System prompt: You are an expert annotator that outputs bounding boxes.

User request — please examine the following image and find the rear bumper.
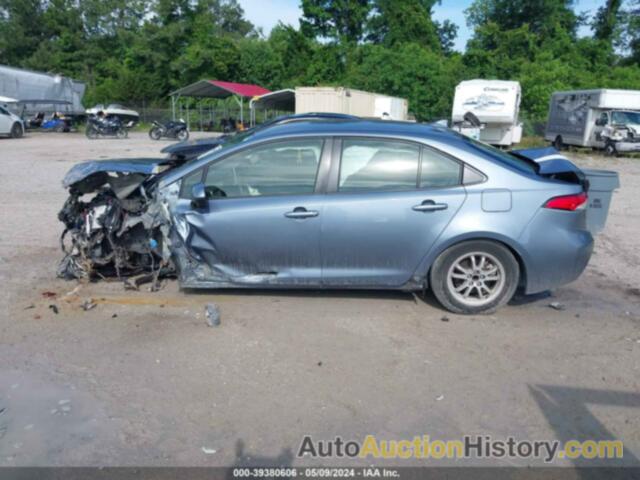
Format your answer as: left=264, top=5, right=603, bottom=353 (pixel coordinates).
left=519, top=209, right=594, bottom=294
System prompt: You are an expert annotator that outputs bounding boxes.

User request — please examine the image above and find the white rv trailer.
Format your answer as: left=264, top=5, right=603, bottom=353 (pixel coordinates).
left=451, top=79, right=523, bottom=146
left=545, top=89, right=640, bottom=155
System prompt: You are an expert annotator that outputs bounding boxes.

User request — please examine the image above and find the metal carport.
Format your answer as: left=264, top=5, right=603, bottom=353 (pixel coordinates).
left=169, top=80, right=271, bottom=126
left=249, top=89, right=295, bottom=126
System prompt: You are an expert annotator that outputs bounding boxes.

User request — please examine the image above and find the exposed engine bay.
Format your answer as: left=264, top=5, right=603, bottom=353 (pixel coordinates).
left=57, top=158, right=179, bottom=290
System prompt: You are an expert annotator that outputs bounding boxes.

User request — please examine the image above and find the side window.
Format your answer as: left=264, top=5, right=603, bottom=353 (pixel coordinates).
left=339, top=139, right=420, bottom=192
left=420, top=148, right=462, bottom=188
left=180, top=168, right=204, bottom=199
left=204, top=139, right=323, bottom=198
left=598, top=112, right=608, bottom=125
left=0, top=106, right=8, bottom=116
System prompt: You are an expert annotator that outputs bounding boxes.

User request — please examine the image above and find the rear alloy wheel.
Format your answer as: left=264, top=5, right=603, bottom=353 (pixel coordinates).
left=430, top=240, right=519, bottom=314
left=116, top=128, right=128, bottom=139
left=177, top=129, right=189, bottom=141
left=553, top=135, right=563, bottom=151
left=10, top=123, right=23, bottom=138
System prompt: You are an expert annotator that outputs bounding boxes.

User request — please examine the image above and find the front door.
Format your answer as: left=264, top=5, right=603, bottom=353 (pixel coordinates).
left=0, top=106, right=13, bottom=135
left=321, top=138, right=467, bottom=287
left=174, top=138, right=327, bottom=286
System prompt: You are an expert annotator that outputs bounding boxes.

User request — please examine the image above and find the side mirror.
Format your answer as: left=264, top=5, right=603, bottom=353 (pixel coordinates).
left=595, top=118, right=606, bottom=126
left=191, top=183, right=207, bottom=208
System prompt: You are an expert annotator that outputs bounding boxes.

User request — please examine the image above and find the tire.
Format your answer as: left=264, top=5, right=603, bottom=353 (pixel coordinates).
left=149, top=127, right=162, bottom=140
left=116, top=128, right=127, bottom=139
left=429, top=240, right=520, bottom=315
left=86, top=125, right=98, bottom=139
left=553, top=135, right=563, bottom=151
left=10, top=123, right=23, bottom=139
left=604, top=140, right=618, bottom=157
left=177, top=129, right=189, bottom=141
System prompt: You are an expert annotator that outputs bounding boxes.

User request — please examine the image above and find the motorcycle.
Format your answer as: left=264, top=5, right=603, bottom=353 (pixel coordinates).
left=86, top=115, right=128, bottom=139
left=149, top=119, right=189, bottom=141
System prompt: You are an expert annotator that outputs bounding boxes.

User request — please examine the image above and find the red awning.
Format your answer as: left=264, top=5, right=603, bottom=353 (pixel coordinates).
left=170, top=80, right=271, bottom=99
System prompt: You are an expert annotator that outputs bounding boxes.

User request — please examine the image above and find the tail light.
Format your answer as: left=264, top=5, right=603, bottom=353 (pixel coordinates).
left=544, top=192, right=588, bottom=211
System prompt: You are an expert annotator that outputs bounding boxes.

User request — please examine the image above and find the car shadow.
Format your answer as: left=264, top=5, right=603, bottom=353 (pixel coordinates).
left=529, top=384, right=640, bottom=472
left=183, top=287, right=420, bottom=303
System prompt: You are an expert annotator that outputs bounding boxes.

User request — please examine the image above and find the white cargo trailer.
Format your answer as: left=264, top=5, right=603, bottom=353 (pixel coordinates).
left=294, top=87, right=408, bottom=120
left=451, top=80, right=523, bottom=146
left=545, top=89, right=640, bottom=155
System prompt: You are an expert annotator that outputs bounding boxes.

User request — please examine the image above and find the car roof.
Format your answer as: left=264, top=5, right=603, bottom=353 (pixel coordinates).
left=247, top=119, right=458, bottom=144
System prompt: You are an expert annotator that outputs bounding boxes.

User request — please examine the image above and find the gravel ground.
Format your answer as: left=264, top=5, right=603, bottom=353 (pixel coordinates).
left=0, top=131, right=638, bottom=468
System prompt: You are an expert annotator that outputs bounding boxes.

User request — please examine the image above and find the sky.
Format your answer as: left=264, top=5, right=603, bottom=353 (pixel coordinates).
left=238, top=0, right=606, bottom=52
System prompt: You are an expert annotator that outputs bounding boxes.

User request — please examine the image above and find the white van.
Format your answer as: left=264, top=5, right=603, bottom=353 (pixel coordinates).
left=0, top=103, right=24, bottom=138
left=545, top=89, right=640, bottom=155
left=451, top=80, right=523, bottom=146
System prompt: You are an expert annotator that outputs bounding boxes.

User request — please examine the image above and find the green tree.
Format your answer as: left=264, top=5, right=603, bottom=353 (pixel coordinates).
left=300, top=0, right=372, bottom=43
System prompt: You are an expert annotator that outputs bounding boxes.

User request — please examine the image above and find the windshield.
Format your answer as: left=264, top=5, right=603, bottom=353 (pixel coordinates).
left=611, top=111, right=640, bottom=125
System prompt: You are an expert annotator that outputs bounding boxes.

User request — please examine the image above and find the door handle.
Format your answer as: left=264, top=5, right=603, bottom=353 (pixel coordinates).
left=284, top=207, right=319, bottom=219
left=412, top=200, right=448, bottom=212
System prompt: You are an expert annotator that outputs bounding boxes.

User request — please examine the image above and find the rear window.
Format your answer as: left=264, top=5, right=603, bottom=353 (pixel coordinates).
left=463, top=136, right=539, bottom=175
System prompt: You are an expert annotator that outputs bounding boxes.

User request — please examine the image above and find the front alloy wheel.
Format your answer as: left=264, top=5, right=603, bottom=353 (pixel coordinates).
left=430, top=240, right=519, bottom=314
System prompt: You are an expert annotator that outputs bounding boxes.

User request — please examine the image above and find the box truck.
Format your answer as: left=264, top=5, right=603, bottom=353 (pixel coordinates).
left=545, top=89, right=640, bottom=155
left=451, top=80, right=523, bottom=146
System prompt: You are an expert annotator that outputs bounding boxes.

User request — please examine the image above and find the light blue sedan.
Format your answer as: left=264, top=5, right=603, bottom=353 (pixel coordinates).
left=61, top=119, right=618, bottom=314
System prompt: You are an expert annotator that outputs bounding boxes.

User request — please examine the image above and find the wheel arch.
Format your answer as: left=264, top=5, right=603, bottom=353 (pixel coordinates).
left=417, top=232, right=529, bottom=291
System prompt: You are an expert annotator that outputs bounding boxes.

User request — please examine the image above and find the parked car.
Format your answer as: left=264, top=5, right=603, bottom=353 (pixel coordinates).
left=0, top=104, right=25, bottom=138
left=161, top=112, right=358, bottom=161
left=58, top=120, right=618, bottom=314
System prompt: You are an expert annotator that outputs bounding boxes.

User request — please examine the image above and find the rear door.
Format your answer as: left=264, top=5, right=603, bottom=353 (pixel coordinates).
left=172, top=137, right=329, bottom=286
left=321, top=137, right=467, bottom=287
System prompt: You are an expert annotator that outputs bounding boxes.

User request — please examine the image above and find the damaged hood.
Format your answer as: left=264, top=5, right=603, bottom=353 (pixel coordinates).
left=63, top=157, right=176, bottom=189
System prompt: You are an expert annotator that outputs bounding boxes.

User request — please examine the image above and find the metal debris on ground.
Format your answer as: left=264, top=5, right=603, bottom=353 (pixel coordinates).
left=436, top=395, right=445, bottom=401
left=441, top=316, right=450, bottom=322
left=205, top=303, right=221, bottom=327
left=42, top=291, right=57, bottom=298
left=49, top=304, right=59, bottom=314
left=201, top=447, right=217, bottom=455
left=81, top=298, right=97, bottom=311
left=548, top=302, right=566, bottom=311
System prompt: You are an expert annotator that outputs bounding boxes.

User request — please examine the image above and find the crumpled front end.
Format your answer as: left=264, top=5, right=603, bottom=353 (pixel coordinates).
left=57, top=159, right=178, bottom=289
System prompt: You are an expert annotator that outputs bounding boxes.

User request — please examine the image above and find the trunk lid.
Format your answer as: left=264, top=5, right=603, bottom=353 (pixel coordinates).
left=512, top=147, right=620, bottom=234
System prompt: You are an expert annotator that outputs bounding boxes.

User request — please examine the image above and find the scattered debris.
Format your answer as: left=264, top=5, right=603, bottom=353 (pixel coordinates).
left=34, top=315, right=41, bottom=320
left=548, top=302, right=565, bottom=311
left=201, top=447, right=217, bottom=455
left=49, top=304, right=59, bottom=314
left=441, top=316, right=450, bottom=322
left=111, top=313, right=118, bottom=318
left=64, top=285, right=82, bottom=297
left=436, top=395, right=445, bottom=401
left=58, top=399, right=70, bottom=406
left=81, top=298, right=97, bottom=311
left=42, top=291, right=57, bottom=298
left=0, top=407, right=6, bottom=416
left=23, top=424, right=34, bottom=431
left=317, top=361, right=323, bottom=367
left=205, top=303, right=221, bottom=327
left=24, top=304, right=35, bottom=310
